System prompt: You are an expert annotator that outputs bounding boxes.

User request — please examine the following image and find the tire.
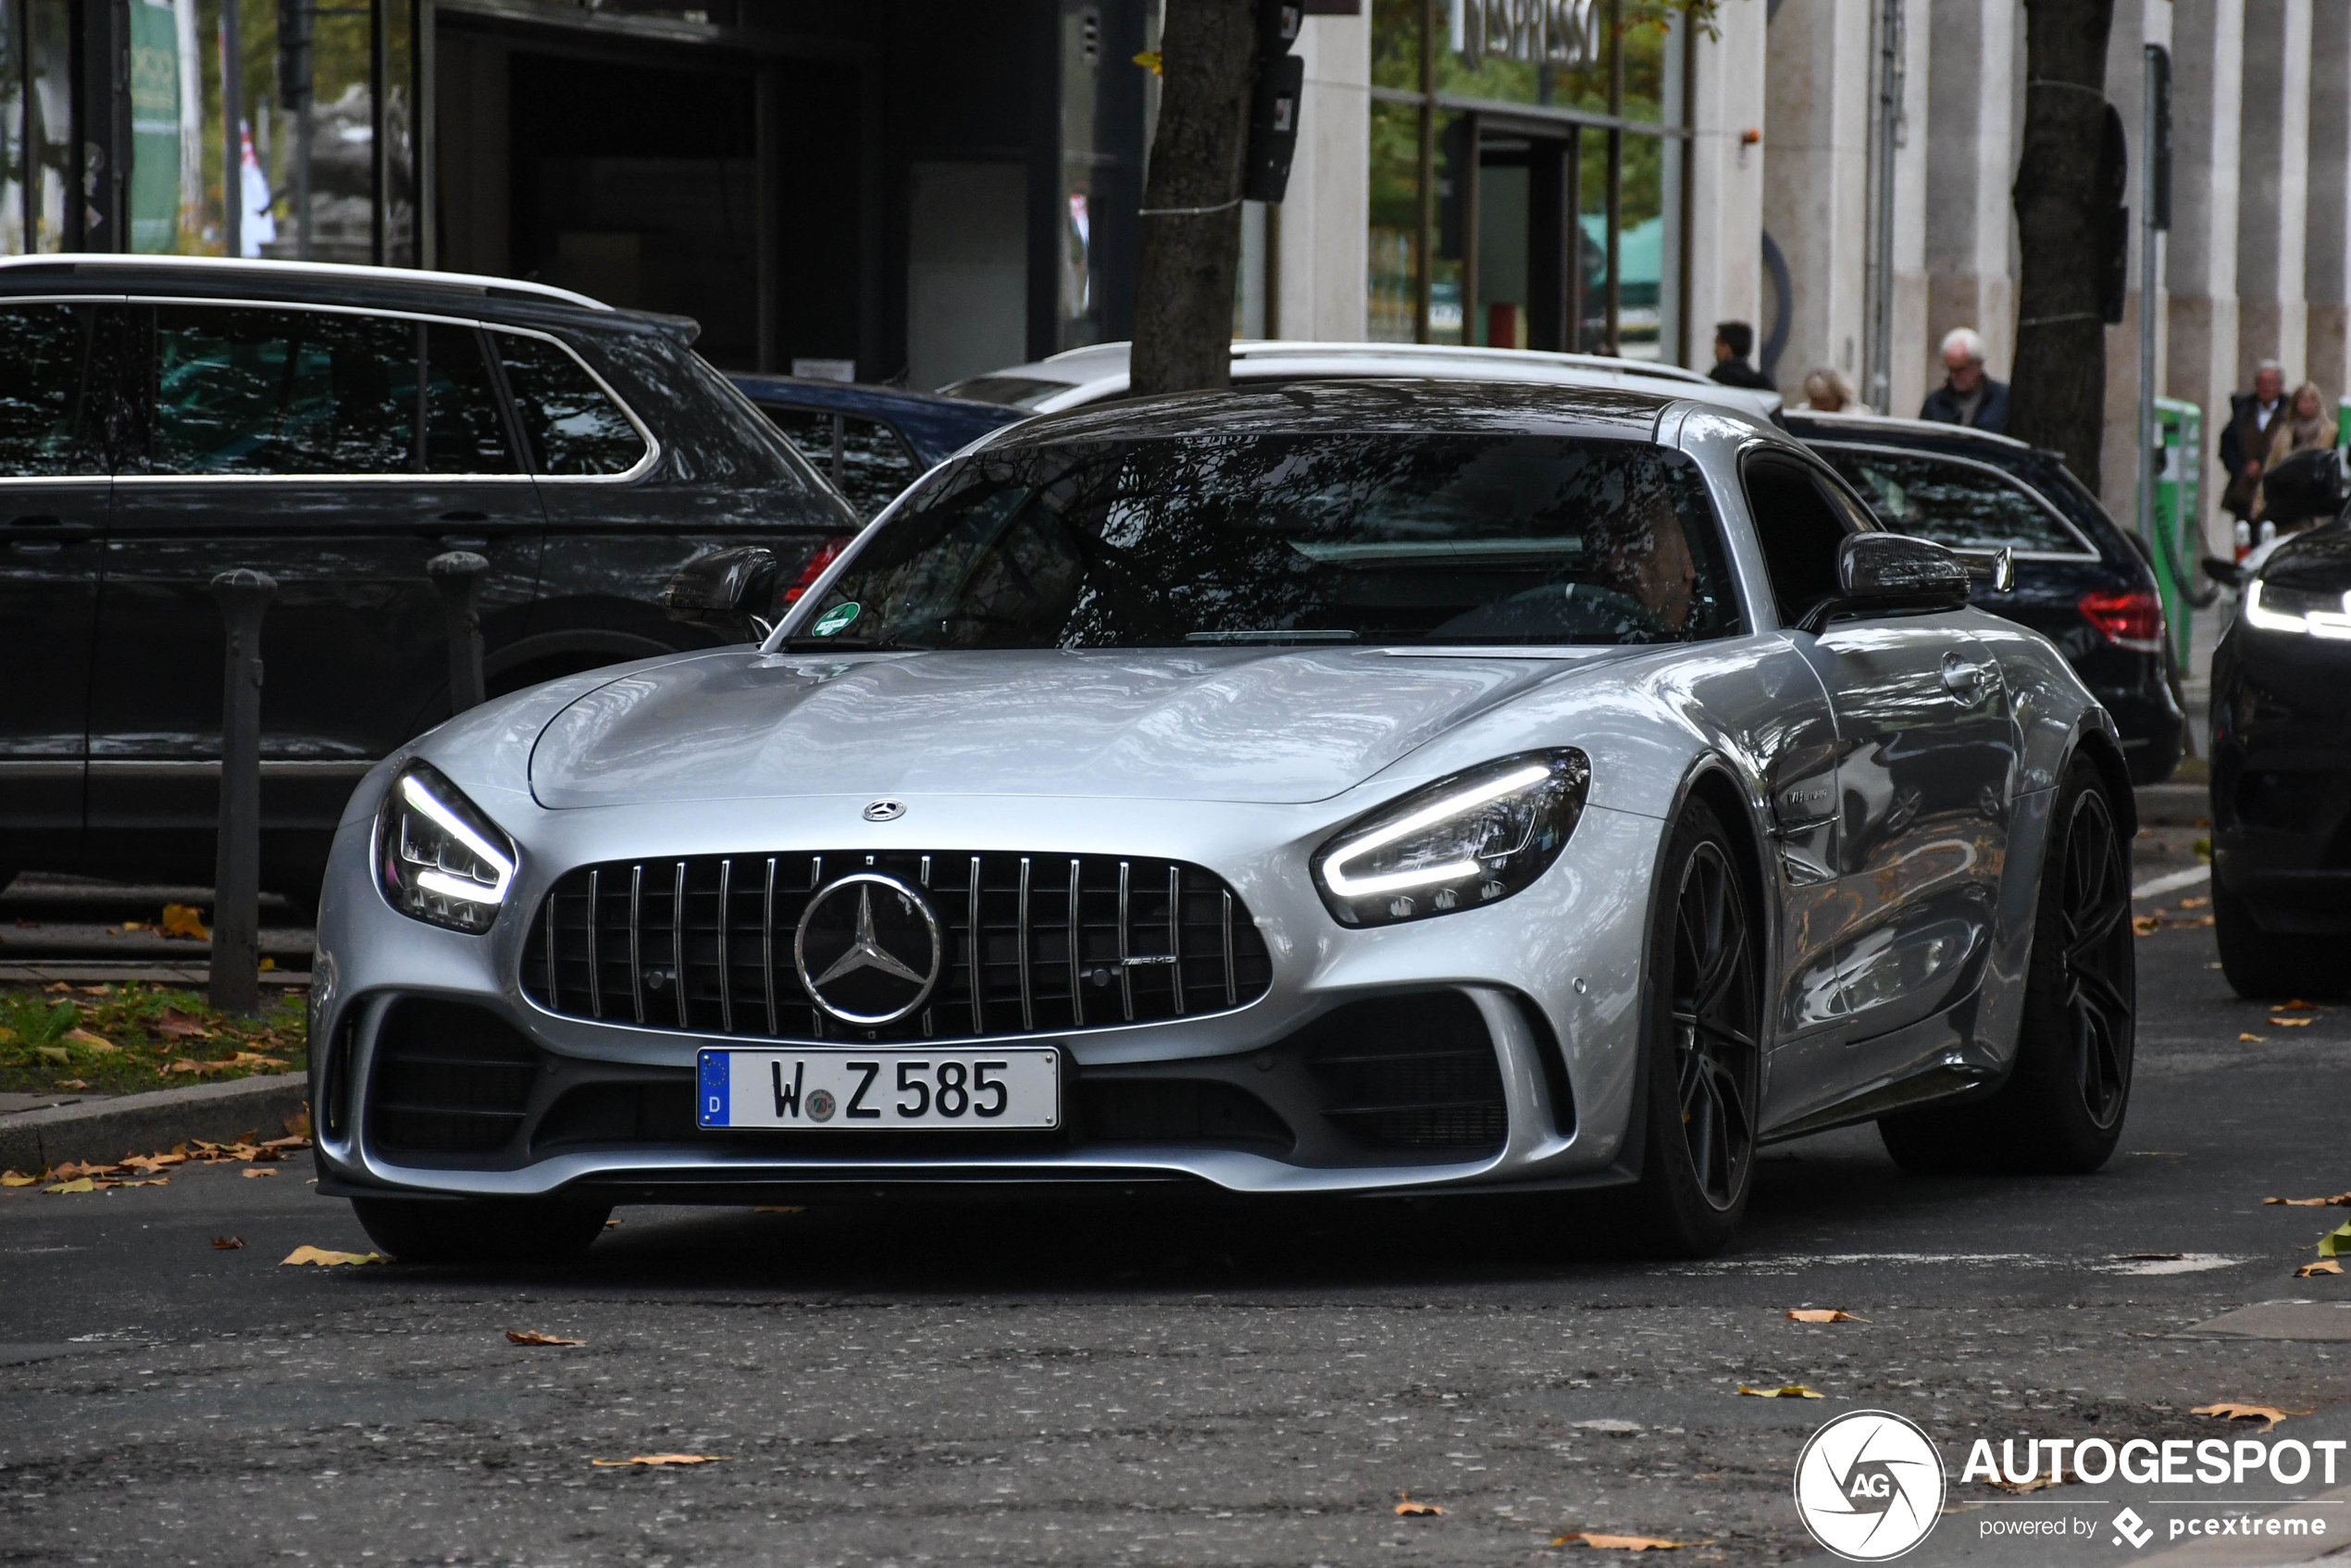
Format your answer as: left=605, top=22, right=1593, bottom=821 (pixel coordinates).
left=1623, top=800, right=1763, bottom=1257
left=350, top=1196, right=612, bottom=1265
left=1879, top=757, right=2134, bottom=1175
left=2214, top=876, right=2351, bottom=1002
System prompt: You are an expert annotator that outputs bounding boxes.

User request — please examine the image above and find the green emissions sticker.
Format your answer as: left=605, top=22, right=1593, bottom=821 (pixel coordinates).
left=811, top=602, right=861, bottom=637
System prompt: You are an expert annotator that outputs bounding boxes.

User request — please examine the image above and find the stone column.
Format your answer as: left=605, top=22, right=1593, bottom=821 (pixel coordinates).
left=1682, top=0, right=1769, bottom=372
left=1762, top=0, right=1873, bottom=401
left=1889, top=0, right=1934, bottom=415
left=2237, top=0, right=2312, bottom=389
left=2098, top=0, right=2174, bottom=522
left=1275, top=11, right=1370, bottom=342
left=2305, top=1, right=2351, bottom=402
left=2166, top=0, right=2245, bottom=554
left=1922, top=0, right=2021, bottom=394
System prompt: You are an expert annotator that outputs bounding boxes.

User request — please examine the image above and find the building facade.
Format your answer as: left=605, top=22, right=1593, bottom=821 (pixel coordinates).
left=6, top=0, right=2342, bottom=550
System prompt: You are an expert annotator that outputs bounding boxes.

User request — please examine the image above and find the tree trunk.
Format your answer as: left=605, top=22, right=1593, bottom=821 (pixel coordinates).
left=1130, top=0, right=1257, bottom=398
left=2009, top=0, right=2117, bottom=492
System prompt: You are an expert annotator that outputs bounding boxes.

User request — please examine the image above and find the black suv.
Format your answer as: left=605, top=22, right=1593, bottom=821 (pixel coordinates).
left=0, top=255, right=853, bottom=898
left=1786, top=413, right=2186, bottom=783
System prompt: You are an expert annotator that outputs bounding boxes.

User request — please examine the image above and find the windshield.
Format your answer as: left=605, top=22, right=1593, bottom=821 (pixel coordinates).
left=938, top=375, right=1076, bottom=409
left=784, top=431, right=1742, bottom=650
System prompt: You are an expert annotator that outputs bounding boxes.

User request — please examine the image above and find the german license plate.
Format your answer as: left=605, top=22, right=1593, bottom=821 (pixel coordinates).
left=696, top=1048, right=1061, bottom=1130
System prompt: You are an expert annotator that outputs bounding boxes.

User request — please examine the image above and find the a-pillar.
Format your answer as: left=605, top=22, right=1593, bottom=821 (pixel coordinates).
left=2099, top=0, right=2175, bottom=522
left=1922, top=0, right=2021, bottom=398
left=2237, top=0, right=2312, bottom=390
left=2166, top=0, right=2245, bottom=554
left=1761, top=0, right=1872, bottom=400
left=2304, top=1, right=2351, bottom=402
left=1275, top=10, right=1370, bottom=342
left=1682, top=0, right=1768, bottom=373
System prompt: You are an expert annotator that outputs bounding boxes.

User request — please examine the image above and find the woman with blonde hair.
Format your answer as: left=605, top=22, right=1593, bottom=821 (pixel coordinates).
left=2253, top=380, right=2339, bottom=529
left=1797, top=367, right=1860, bottom=414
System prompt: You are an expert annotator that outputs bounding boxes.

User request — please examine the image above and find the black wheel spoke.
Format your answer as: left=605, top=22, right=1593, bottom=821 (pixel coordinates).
left=2048, top=786, right=2134, bottom=1133
left=1664, top=840, right=1759, bottom=1214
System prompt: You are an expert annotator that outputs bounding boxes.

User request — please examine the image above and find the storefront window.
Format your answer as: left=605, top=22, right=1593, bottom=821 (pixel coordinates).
left=0, top=0, right=22, bottom=255
left=27, top=0, right=72, bottom=252
left=1366, top=0, right=1686, bottom=362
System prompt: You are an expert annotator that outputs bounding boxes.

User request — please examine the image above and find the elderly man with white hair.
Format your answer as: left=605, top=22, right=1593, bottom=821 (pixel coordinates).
left=1919, top=327, right=2010, bottom=432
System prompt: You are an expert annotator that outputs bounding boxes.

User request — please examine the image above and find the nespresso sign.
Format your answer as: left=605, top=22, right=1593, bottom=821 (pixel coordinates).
left=1452, top=0, right=1602, bottom=69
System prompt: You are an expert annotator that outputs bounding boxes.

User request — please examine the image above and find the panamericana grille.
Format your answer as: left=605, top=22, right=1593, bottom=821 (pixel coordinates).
left=519, top=851, right=1274, bottom=1042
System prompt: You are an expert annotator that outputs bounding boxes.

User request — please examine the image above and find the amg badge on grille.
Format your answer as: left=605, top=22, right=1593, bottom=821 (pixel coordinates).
left=792, top=873, right=944, bottom=1026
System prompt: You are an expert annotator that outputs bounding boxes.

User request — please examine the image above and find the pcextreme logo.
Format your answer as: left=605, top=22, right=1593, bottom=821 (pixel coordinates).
left=1795, top=1411, right=1948, bottom=1561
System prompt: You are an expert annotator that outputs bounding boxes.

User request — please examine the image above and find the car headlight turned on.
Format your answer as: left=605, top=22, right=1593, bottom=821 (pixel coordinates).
left=2245, top=579, right=2351, bottom=640
left=375, top=762, right=518, bottom=933
left=1313, top=750, right=1590, bottom=927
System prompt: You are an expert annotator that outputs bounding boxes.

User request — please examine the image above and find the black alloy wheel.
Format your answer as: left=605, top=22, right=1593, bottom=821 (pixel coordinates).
left=1627, top=802, right=1761, bottom=1255
left=1881, top=757, right=2134, bottom=1174
left=1673, top=840, right=1760, bottom=1212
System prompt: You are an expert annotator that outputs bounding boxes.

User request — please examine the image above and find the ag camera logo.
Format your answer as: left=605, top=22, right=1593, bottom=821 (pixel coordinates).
left=1795, top=1411, right=1947, bottom=1561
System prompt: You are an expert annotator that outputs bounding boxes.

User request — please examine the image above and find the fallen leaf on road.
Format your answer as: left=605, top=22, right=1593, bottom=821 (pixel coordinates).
left=280, top=1246, right=388, bottom=1266
left=2179, top=896, right=2208, bottom=909
left=1553, top=1533, right=1685, bottom=1550
left=1785, top=1310, right=1867, bottom=1324
left=2267, top=1194, right=2351, bottom=1206
left=2318, top=1221, right=2351, bottom=1259
left=61, top=1027, right=118, bottom=1052
left=150, top=1007, right=210, bottom=1039
left=56, top=1077, right=89, bottom=1089
left=159, top=903, right=210, bottom=940
left=211, top=1236, right=244, bottom=1250
left=49, top=1161, right=120, bottom=1179
left=2298, top=1260, right=2343, bottom=1276
left=282, top=1109, right=312, bottom=1139
left=2132, top=915, right=2158, bottom=936
left=2270, top=1017, right=2315, bottom=1028
left=243, top=1166, right=277, bottom=1178
left=0, top=1171, right=37, bottom=1187
left=2242, top=1033, right=2269, bottom=1042
left=1392, top=1493, right=1442, bottom=1516
left=2194, top=1403, right=2309, bottom=1428
left=121, top=1153, right=185, bottom=1173
left=2276, top=1000, right=2320, bottom=1012
left=590, top=1454, right=724, bottom=1468
left=44, top=1177, right=95, bottom=1194
left=1737, top=1384, right=1824, bottom=1399
left=507, top=1330, right=584, bottom=1346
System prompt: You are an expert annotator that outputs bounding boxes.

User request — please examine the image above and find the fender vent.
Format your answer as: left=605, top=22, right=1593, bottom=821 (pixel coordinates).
left=368, top=1000, right=540, bottom=1155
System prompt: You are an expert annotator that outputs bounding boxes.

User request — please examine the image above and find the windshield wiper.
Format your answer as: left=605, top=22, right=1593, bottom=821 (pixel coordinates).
left=771, top=635, right=931, bottom=653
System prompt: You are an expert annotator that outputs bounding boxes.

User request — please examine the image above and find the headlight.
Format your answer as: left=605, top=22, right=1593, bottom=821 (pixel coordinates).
left=375, top=763, right=518, bottom=933
left=2245, top=579, right=2351, bottom=639
left=1312, top=750, right=1590, bottom=927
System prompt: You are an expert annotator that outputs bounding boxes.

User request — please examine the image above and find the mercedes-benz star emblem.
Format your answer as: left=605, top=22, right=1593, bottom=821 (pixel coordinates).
left=792, top=872, right=943, bottom=1026
left=863, top=799, right=905, bottom=822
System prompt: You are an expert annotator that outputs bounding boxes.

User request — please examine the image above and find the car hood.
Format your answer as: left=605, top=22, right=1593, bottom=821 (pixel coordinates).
left=529, top=646, right=1611, bottom=808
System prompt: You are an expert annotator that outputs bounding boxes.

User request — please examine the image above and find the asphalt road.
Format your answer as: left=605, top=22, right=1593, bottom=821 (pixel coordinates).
left=6, top=825, right=2348, bottom=1568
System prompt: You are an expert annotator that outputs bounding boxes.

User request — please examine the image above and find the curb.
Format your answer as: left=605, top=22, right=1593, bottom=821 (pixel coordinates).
left=2134, top=781, right=2208, bottom=828
left=0, top=1072, right=309, bottom=1175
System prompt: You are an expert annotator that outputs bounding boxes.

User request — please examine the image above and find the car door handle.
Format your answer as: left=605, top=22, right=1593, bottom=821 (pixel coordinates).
left=1940, top=653, right=1996, bottom=703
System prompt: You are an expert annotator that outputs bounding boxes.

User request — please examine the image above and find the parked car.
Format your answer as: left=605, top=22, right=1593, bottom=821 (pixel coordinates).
left=1785, top=413, right=2186, bottom=784
left=312, top=380, right=2135, bottom=1264
left=0, top=254, right=855, bottom=901
left=2204, top=523, right=2351, bottom=999
left=728, top=373, right=1028, bottom=519
left=940, top=339, right=1786, bottom=422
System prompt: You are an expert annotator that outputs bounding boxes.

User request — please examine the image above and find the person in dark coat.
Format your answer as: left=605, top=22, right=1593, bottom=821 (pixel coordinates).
left=2219, top=361, right=2288, bottom=523
left=1709, top=322, right=1774, bottom=390
left=1919, top=327, right=2010, bottom=432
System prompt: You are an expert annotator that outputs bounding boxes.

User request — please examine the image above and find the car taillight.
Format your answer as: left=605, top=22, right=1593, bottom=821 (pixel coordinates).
left=782, top=535, right=854, bottom=603
left=2078, top=589, right=2163, bottom=651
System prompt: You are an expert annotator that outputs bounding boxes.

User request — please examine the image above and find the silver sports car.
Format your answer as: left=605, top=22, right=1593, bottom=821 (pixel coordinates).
left=309, top=382, right=2136, bottom=1261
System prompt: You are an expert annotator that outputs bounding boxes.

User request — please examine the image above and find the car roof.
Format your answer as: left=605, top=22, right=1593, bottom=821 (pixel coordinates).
left=983, top=378, right=1692, bottom=448
left=1781, top=410, right=2037, bottom=454
left=954, top=339, right=1783, bottom=421
left=0, top=253, right=642, bottom=328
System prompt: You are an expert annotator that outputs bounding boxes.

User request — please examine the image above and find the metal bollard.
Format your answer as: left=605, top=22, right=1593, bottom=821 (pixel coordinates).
left=427, top=551, right=490, bottom=715
left=209, top=569, right=277, bottom=1017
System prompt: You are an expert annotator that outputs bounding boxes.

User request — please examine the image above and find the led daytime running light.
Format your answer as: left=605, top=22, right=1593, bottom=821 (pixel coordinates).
left=1320, top=763, right=1553, bottom=898
left=2246, top=579, right=2351, bottom=640
left=399, top=774, right=515, bottom=904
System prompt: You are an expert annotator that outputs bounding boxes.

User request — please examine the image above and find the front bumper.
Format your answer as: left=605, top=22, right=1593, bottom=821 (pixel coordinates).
left=310, top=793, right=1666, bottom=1201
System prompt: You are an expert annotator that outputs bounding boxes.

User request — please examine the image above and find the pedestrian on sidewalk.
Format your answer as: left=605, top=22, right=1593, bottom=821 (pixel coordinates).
left=2253, top=380, right=2343, bottom=531
left=2219, top=360, right=2288, bottom=527
left=1797, top=367, right=1862, bottom=413
left=1709, top=322, right=1773, bottom=390
left=1919, top=328, right=2009, bottom=432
